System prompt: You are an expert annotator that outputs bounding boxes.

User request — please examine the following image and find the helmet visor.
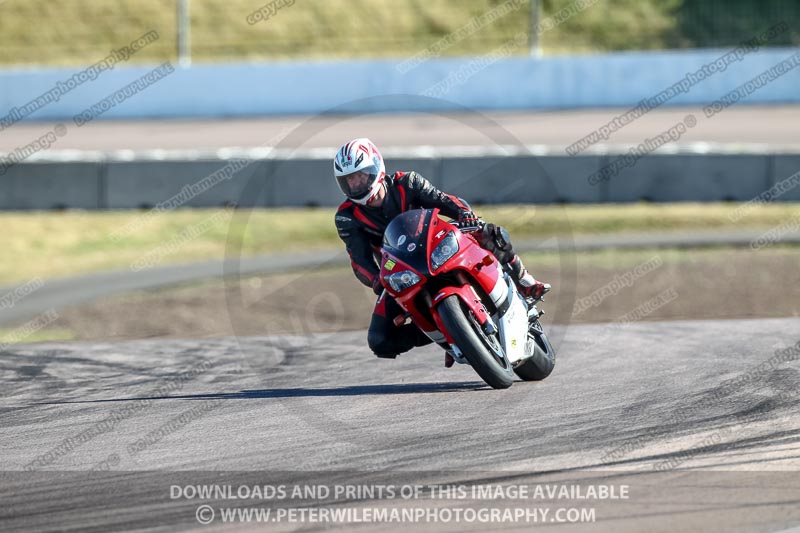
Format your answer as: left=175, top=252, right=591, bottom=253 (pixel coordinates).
left=336, top=164, right=380, bottom=200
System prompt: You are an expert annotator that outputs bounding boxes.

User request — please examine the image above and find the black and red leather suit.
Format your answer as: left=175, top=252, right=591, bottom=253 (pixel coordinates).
left=335, top=171, right=518, bottom=358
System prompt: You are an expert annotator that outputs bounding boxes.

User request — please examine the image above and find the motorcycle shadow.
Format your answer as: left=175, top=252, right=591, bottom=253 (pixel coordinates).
left=39, top=382, right=488, bottom=405
left=223, top=381, right=487, bottom=399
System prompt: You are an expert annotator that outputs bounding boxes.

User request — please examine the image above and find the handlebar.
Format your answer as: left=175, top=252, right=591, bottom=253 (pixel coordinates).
left=455, top=219, right=485, bottom=233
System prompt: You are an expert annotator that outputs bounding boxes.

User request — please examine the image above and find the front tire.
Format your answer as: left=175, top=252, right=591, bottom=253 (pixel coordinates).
left=513, top=319, right=556, bottom=381
left=437, top=295, right=514, bottom=389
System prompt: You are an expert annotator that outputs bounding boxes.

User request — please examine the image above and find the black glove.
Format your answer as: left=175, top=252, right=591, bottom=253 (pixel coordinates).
left=457, top=210, right=479, bottom=227
left=372, top=277, right=384, bottom=295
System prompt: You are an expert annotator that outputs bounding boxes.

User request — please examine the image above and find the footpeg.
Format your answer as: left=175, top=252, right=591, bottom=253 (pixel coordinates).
left=393, top=313, right=411, bottom=326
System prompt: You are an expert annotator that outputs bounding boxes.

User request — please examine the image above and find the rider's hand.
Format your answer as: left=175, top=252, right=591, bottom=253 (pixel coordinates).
left=457, top=210, right=480, bottom=227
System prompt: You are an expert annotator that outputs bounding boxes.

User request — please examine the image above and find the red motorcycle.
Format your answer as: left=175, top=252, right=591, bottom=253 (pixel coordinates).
left=379, top=208, right=555, bottom=389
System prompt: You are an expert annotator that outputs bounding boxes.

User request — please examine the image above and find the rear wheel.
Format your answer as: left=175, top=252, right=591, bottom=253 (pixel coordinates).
left=513, top=319, right=556, bottom=381
left=437, top=295, right=514, bottom=389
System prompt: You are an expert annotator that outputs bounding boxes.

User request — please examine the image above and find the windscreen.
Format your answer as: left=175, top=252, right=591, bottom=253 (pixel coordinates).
left=382, top=209, right=433, bottom=274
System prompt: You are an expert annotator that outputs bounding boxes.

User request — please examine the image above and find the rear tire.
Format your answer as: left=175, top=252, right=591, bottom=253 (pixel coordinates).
left=437, top=295, right=514, bottom=389
left=513, top=319, right=556, bottom=381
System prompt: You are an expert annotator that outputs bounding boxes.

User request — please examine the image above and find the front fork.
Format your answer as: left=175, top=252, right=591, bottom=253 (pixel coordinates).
left=430, top=274, right=497, bottom=345
left=526, top=295, right=549, bottom=347
left=528, top=302, right=543, bottom=323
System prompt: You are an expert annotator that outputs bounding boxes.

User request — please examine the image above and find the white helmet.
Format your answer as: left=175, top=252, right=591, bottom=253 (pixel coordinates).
left=333, top=138, right=386, bottom=205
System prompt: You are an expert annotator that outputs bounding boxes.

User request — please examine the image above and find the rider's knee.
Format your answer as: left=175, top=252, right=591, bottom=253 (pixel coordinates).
left=368, top=330, right=398, bottom=359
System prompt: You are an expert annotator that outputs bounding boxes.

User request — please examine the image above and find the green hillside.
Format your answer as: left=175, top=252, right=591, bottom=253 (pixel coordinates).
left=0, top=0, right=796, bottom=66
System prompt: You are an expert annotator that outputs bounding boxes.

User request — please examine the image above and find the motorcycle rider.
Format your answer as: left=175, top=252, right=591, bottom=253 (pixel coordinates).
left=333, top=138, right=550, bottom=366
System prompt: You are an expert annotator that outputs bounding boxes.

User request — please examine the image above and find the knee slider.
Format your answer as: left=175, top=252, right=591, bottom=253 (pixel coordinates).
left=368, top=330, right=398, bottom=359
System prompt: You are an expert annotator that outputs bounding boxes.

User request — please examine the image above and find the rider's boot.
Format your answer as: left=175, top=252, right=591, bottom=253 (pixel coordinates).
left=506, top=254, right=551, bottom=301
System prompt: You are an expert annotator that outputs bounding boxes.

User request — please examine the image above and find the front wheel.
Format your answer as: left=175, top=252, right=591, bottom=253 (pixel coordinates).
left=513, top=319, right=556, bottom=381
left=437, top=295, right=514, bottom=389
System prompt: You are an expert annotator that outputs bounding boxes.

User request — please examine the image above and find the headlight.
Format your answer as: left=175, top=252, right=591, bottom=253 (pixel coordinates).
left=385, top=270, right=421, bottom=292
left=431, top=231, right=459, bottom=270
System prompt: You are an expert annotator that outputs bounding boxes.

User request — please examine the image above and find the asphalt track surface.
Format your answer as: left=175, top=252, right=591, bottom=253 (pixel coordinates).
left=2, top=316, right=800, bottom=531
left=2, top=105, right=800, bottom=530
left=3, top=106, right=800, bottom=153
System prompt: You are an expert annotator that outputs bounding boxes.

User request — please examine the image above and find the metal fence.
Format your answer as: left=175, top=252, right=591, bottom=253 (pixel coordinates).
left=0, top=0, right=797, bottom=66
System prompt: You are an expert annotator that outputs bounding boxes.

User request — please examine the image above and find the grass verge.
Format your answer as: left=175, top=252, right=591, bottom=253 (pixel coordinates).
left=0, top=328, right=75, bottom=344
left=0, top=202, right=797, bottom=286
left=32, top=245, right=800, bottom=342
left=0, top=0, right=659, bottom=65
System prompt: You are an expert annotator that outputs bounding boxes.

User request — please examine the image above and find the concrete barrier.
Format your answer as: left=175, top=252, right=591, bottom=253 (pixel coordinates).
left=442, top=156, right=542, bottom=204
left=262, top=156, right=444, bottom=207
left=1, top=48, right=799, bottom=121
left=770, top=155, right=800, bottom=201
left=605, top=155, right=771, bottom=202
left=265, top=158, right=340, bottom=207
left=438, top=155, right=606, bottom=204
left=2, top=151, right=798, bottom=210
left=105, top=160, right=267, bottom=209
left=0, top=163, right=102, bottom=209
left=386, top=158, right=441, bottom=187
